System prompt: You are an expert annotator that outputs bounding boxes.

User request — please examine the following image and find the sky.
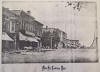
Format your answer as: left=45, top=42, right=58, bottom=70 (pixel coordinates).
left=3, top=1, right=97, bottom=46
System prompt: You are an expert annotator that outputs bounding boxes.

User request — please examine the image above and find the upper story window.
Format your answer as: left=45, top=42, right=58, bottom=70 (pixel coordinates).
left=10, top=21, right=15, bottom=33
left=2, top=20, right=6, bottom=32
left=2, top=17, right=10, bottom=32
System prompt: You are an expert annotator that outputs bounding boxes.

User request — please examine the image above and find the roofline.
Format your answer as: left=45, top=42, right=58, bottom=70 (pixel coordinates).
left=34, top=20, right=44, bottom=26
left=42, top=28, right=65, bottom=32
left=2, top=7, right=20, bottom=17
left=69, top=40, right=79, bottom=41
left=9, top=9, right=35, bottom=20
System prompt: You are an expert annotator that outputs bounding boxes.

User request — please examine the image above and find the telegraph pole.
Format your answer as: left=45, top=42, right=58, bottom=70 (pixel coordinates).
left=95, top=3, right=98, bottom=62
left=50, top=30, right=53, bottom=49
left=51, top=36, right=52, bottom=49
left=14, top=34, right=17, bottom=50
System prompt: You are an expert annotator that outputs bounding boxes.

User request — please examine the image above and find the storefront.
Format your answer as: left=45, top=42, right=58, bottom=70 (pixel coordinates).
left=19, top=32, right=38, bottom=50
left=2, top=32, right=14, bottom=52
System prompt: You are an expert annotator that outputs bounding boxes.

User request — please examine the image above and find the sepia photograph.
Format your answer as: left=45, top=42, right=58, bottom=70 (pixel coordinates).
left=1, top=1, right=98, bottom=63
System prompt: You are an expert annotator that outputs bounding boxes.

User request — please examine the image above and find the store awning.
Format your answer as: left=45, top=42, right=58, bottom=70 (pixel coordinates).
left=19, top=32, right=38, bottom=42
left=35, top=37, right=41, bottom=40
left=28, top=37, right=38, bottom=42
left=2, top=32, right=14, bottom=41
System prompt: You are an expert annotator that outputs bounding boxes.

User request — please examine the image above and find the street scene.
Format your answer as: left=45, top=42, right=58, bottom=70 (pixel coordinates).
left=2, top=1, right=98, bottom=63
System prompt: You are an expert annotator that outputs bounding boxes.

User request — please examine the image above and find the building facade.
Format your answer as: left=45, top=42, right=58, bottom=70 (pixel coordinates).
left=2, top=7, right=21, bottom=51
left=2, top=7, right=43, bottom=51
left=42, top=27, right=67, bottom=49
left=11, top=10, right=43, bottom=50
left=66, top=39, right=81, bottom=48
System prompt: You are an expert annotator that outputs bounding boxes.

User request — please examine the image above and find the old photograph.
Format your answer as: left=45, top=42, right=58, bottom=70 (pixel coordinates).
left=1, top=1, right=98, bottom=63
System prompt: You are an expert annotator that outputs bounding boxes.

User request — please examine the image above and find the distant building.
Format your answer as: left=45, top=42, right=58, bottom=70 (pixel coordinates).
left=66, top=39, right=80, bottom=48
left=42, top=28, right=67, bottom=41
left=42, top=28, right=67, bottom=48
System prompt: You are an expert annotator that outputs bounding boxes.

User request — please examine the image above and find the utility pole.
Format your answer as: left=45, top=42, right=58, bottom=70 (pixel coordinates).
left=14, top=34, right=17, bottom=50
left=95, top=3, right=98, bottom=62
left=51, top=36, right=52, bottom=49
left=50, top=30, right=53, bottom=49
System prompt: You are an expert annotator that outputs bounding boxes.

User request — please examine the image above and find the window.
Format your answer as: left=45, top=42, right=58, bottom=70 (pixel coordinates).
left=12, top=22, right=15, bottom=31
left=22, top=21, right=24, bottom=30
left=29, top=23, right=30, bottom=32
left=30, top=24, right=32, bottom=32
left=2, top=20, right=6, bottom=32
left=10, top=21, right=15, bottom=33
left=24, top=23, right=26, bottom=30
left=16, top=22, right=19, bottom=32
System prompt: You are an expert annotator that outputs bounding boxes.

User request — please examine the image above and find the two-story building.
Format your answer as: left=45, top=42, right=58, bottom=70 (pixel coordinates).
left=2, top=7, right=43, bottom=51
left=11, top=10, right=43, bottom=49
left=2, top=7, right=21, bottom=51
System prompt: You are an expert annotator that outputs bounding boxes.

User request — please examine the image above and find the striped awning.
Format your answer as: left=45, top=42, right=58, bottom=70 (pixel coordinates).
left=19, top=32, right=38, bottom=42
left=2, top=32, right=14, bottom=41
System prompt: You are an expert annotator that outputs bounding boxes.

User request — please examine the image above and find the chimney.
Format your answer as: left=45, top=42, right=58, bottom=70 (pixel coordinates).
left=27, top=11, right=31, bottom=15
